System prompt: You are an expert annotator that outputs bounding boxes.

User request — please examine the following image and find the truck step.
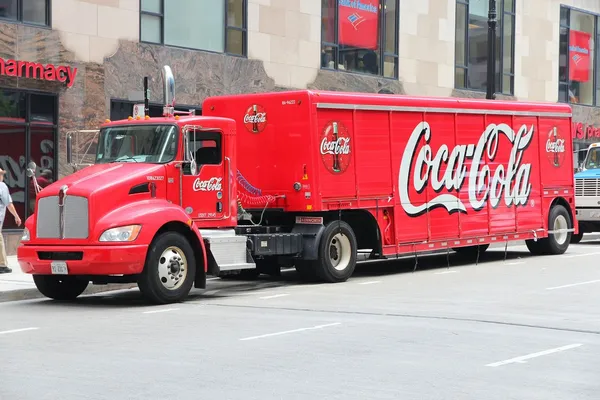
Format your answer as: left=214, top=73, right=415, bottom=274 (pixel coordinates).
left=200, top=229, right=255, bottom=272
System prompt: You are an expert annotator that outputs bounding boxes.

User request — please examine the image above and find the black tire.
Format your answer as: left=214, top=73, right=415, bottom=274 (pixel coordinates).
left=32, top=275, right=89, bottom=301
left=313, top=220, right=358, bottom=283
left=527, top=204, right=572, bottom=256
left=452, top=244, right=490, bottom=257
left=570, top=232, right=584, bottom=244
left=138, top=231, right=197, bottom=305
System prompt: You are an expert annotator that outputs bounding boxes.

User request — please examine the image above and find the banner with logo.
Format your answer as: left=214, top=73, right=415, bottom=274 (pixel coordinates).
left=338, top=0, right=380, bottom=50
left=569, top=29, right=591, bottom=82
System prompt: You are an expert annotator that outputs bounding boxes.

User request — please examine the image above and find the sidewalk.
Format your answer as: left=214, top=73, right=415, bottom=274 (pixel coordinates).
left=0, top=256, right=138, bottom=303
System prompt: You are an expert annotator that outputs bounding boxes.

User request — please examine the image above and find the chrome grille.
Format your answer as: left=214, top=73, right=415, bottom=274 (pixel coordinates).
left=575, top=178, right=600, bottom=197
left=36, top=195, right=89, bottom=239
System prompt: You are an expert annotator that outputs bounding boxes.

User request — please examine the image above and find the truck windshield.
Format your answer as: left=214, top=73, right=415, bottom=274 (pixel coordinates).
left=95, top=124, right=178, bottom=164
left=584, top=147, right=600, bottom=170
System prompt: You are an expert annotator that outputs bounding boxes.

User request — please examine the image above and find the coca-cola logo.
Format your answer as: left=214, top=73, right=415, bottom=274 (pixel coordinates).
left=193, top=177, right=222, bottom=192
left=244, top=104, right=267, bottom=133
left=399, top=122, right=533, bottom=217
left=320, top=121, right=352, bottom=174
left=546, top=127, right=566, bottom=168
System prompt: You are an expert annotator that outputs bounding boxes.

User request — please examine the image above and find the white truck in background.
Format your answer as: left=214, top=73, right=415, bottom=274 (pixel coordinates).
left=573, top=142, right=600, bottom=243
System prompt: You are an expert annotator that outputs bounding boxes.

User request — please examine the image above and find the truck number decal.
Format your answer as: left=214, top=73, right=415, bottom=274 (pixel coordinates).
left=399, top=121, right=533, bottom=217
left=193, top=177, right=223, bottom=192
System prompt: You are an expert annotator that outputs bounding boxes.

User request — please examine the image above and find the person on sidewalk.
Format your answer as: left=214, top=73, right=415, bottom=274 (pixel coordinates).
left=0, top=168, right=22, bottom=274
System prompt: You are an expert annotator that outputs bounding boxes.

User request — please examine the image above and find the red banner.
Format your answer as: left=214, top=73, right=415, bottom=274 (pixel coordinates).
left=569, top=30, right=591, bottom=82
left=338, top=0, right=380, bottom=50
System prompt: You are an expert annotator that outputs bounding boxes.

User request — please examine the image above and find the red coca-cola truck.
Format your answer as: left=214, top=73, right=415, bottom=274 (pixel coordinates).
left=17, top=66, right=576, bottom=304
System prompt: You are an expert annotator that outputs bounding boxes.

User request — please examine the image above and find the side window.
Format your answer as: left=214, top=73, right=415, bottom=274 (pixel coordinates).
left=185, top=130, right=223, bottom=173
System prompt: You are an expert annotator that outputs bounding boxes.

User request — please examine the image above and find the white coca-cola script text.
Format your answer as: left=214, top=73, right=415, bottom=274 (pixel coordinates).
left=193, top=177, right=223, bottom=192
left=399, top=122, right=533, bottom=216
left=546, top=138, right=565, bottom=153
left=320, top=137, right=351, bottom=156
left=244, top=112, right=267, bottom=124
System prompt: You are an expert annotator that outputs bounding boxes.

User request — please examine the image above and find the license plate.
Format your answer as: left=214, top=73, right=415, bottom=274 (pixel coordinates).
left=51, top=261, right=68, bottom=275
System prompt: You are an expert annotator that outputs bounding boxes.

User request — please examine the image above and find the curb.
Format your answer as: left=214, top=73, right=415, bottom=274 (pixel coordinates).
left=0, top=283, right=138, bottom=303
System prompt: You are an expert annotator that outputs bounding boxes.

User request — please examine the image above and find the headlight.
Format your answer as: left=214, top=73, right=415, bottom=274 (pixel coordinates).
left=21, top=228, right=30, bottom=241
left=99, top=225, right=142, bottom=242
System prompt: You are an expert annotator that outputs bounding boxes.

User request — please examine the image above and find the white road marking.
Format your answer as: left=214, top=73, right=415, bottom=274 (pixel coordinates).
left=240, top=322, right=341, bottom=341
left=0, top=327, right=39, bottom=336
left=358, top=280, right=381, bottom=285
left=142, top=308, right=180, bottom=314
left=434, top=270, right=458, bottom=275
left=546, top=280, right=600, bottom=290
left=561, top=251, right=600, bottom=259
left=207, top=277, right=220, bottom=281
left=259, top=294, right=289, bottom=300
left=506, top=261, right=525, bottom=265
left=486, top=344, right=583, bottom=367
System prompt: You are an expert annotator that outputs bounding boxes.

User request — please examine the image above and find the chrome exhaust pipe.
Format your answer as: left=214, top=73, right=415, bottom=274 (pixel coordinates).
left=161, top=65, right=175, bottom=117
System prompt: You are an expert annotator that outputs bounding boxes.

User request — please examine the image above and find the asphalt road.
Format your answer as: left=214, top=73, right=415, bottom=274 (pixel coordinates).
left=1, top=240, right=600, bottom=400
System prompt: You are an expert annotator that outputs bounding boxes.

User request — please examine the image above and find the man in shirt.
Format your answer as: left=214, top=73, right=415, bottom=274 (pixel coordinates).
left=0, top=168, right=22, bottom=274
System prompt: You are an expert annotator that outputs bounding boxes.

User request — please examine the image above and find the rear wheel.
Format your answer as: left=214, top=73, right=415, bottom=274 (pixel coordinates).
left=315, top=221, right=358, bottom=283
left=33, top=275, right=89, bottom=301
left=526, top=204, right=572, bottom=255
left=138, top=232, right=196, bottom=304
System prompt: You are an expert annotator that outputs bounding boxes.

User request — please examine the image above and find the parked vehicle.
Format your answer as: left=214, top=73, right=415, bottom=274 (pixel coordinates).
left=17, top=66, right=577, bottom=304
left=572, top=142, right=600, bottom=243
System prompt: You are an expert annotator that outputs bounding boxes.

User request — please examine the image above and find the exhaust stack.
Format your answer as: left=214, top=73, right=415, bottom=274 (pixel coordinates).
left=162, top=65, right=175, bottom=117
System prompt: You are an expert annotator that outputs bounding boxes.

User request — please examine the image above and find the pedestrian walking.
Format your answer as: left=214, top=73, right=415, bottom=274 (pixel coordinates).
left=0, top=167, right=22, bottom=274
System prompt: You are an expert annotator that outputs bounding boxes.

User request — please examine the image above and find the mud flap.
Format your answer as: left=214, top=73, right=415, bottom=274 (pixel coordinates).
left=291, top=223, right=326, bottom=260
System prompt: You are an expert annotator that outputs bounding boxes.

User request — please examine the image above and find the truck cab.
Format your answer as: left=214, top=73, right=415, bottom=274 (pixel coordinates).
left=573, top=142, right=600, bottom=242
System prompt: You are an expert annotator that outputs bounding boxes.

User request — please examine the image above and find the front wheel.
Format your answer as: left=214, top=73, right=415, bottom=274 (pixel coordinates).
left=33, top=275, right=89, bottom=301
left=138, top=232, right=197, bottom=304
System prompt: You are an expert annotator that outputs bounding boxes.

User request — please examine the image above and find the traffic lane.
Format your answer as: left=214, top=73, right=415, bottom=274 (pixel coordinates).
left=198, top=247, right=600, bottom=334
left=0, top=302, right=598, bottom=400
left=2, top=243, right=600, bottom=332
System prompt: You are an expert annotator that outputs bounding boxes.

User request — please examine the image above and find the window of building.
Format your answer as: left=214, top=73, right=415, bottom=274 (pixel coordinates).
left=321, top=0, right=399, bottom=79
left=110, top=100, right=201, bottom=121
left=140, top=0, right=247, bottom=57
left=0, top=89, right=57, bottom=231
left=0, top=0, right=50, bottom=26
left=558, top=6, right=599, bottom=106
left=455, top=0, right=515, bottom=95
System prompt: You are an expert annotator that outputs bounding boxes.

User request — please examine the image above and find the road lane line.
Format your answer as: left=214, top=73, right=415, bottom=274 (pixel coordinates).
left=434, top=271, right=458, bottom=275
left=546, top=280, right=600, bottom=290
left=358, top=280, right=382, bottom=284
left=561, top=251, right=600, bottom=259
left=207, top=277, right=220, bottom=281
left=486, top=344, right=582, bottom=367
left=142, top=308, right=180, bottom=314
left=0, top=327, right=39, bottom=336
left=240, top=322, right=341, bottom=341
left=506, top=261, right=525, bottom=265
left=259, top=294, right=289, bottom=300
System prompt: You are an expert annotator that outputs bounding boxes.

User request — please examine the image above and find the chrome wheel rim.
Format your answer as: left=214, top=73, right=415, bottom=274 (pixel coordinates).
left=158, top=246, right=188, bottom=290
left=329, top=233, right=352, bottom=271
left=553, top=215, right=568, bottom=245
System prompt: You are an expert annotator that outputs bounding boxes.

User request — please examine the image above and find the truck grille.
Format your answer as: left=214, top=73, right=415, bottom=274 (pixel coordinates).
left=36, top=195, right=89, bottom=239
left=575, top=178, right=600, bottom=197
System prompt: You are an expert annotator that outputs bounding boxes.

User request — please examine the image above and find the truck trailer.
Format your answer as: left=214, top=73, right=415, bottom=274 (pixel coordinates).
left=17, top=66, right=577, bottom=304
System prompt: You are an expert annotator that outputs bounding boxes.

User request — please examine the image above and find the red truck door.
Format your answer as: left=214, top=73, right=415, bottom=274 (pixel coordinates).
left=180, top=126, right=230, bottom=222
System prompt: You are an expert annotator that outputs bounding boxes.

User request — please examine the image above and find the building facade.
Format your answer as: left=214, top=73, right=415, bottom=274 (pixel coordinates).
left=1, top=0, right=600, bottom=253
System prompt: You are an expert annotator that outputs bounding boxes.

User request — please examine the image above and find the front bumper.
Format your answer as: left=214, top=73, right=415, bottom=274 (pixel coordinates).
left=575, top=207, right=600, bottom=222
left=17, top=244, right=148, bottom=275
